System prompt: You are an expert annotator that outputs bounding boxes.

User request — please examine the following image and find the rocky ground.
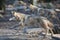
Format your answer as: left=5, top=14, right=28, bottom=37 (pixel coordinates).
left=0, top=14, right=53, bottom=40
left=0, top=14, right=59, bottom=40
left=0, top=1, right=60, bottom=40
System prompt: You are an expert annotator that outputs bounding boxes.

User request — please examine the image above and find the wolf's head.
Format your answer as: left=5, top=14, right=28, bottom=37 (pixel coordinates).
left=9, top=11, right=16, bottom=21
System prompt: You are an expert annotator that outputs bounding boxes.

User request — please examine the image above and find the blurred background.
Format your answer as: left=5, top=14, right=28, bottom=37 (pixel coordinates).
left=0, top=0, right=60, bottom=40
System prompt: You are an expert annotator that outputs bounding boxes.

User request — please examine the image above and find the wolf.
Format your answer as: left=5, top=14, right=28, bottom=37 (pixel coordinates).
left=9, top=11, right=54, bottom=37
left=26, top=16, right=54, bottom=37
left=9, top=11, right=31, bottom=28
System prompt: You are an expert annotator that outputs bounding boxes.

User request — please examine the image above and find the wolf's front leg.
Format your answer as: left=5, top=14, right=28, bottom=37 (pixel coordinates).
left=50, top=28, right=53, bottom=37
left=45, top=28, right=49, bottom=38
left=20, top=19, right=24, bottom=29
left=41, top=28, right=49, bottom=40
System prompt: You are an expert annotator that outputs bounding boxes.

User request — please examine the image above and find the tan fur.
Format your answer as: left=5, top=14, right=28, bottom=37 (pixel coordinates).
left=38, top=17, right=54, bottom=37
left=12, top=11, right=30, bottom=27
left=27, top=16, right=54, bottom=37
left=11, top=11, right=54, bottom=37
left=29, top=4, right=37, bottom=10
